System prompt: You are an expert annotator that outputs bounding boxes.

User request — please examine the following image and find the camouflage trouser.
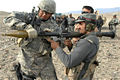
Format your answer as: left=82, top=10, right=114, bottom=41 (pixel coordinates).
left=109, top=23, right=117, bottom=33
left=64, top=74, right=94, bottom=80
left=80, top=73, right=94, bottom=80
left=81, top=76, right=91, bottom=80
left=52, top=50, right=68, bottom=80
left=14, top=49, right=58, bottom=80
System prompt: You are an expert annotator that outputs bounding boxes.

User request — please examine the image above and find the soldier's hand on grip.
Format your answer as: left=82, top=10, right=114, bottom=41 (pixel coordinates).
left=25, top=24, right=38, bottom=38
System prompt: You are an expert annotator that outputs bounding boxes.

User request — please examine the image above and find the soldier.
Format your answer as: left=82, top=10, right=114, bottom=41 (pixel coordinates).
left=55, top=15, right=62, bottom=26
left=48, top=13, right=99, bottom=80
left=60, top=15, right=68, bottom=32
left=101, top=14, right=107, bottom=25
left=74, top=6, right=98, bottom=44
left=108, top=14, right=119, bottom=32
left=77, top=6, right=94, bottom=20
left=3, top=0, right=59, bottom=80
left=96, top=15, right=104, bottom=32
left=81, top=6, right=94, bottom=14
left=67, top=13, right=75, bottom=32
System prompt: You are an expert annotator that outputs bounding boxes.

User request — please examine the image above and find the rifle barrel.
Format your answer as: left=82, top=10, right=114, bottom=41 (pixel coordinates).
left=96, top=31, right=115, bottom=39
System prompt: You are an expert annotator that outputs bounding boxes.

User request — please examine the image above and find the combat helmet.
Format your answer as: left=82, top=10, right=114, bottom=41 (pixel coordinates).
left=38, top=0, right=56, bottom=13
left=75, top=13, right=96, bottom=31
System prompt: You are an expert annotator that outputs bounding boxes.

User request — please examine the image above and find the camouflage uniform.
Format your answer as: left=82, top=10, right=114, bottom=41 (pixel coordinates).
left=67, top=14, right=75, bottom=32
left=3, top=7, right=59, bottom=80
left=108, top=15, right=119, bottom=32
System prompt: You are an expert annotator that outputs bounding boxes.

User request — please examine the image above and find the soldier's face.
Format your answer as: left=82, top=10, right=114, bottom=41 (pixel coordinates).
left=74, top=22, right=86, bottom=34
left=38, top=10, right=52, bottom=20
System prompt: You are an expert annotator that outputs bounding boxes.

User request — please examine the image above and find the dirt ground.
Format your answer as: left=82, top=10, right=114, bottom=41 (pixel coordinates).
left=0, top=11, right=120, bottom=80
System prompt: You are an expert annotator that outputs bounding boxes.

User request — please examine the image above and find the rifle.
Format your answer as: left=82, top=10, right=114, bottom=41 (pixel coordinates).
left=1, top=30, right=115, bottom=39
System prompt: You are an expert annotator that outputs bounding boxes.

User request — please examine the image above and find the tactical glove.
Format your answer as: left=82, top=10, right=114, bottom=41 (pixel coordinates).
left=25, top=24, right=38, bottom=38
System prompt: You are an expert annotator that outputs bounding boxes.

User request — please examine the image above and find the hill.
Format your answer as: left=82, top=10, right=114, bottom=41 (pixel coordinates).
left=0, top=11, right=10, bottom=15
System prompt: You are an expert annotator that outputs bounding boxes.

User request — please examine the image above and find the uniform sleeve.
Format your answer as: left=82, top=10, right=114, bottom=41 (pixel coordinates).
left=55, top=39, right=94, bottom=68
left=116, top=19, right=119, bottom=24
left=51, top=19, right=62, bottom=33
left=3, top=11, right=32, bottom=30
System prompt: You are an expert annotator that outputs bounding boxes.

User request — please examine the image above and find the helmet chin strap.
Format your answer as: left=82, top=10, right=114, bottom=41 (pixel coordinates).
left=39, top=17, right=49, bottom=21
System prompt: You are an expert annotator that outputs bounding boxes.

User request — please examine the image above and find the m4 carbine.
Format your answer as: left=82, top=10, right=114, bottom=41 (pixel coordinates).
left=1, top=30, right=115, bottom=39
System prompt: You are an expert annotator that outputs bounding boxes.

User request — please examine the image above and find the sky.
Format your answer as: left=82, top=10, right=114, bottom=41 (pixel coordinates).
left=0, top=0, right=120, bottom=13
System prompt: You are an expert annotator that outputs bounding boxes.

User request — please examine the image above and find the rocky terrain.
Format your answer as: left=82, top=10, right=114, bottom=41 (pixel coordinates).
left=0, top=11, right=120, bottom=80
